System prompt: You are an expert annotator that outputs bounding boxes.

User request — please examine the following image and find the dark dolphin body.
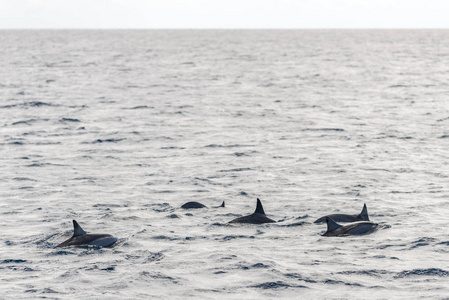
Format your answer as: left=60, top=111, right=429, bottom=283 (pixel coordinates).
left=228, top=198, right=276, bottom=224
left=181, top=201, right=207, bottom=209
left=322, top=216, right=378, bottom=237
left=181, top=201, right=225, bottom=209
left=314, top=204, right=369, bottom=224
left=54, top=220, right=118, bottom=248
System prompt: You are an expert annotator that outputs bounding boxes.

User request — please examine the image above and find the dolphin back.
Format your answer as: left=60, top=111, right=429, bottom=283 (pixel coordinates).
left=55, top=220, right=117, bottom=248
left=181, top=201, right=207, bottom=209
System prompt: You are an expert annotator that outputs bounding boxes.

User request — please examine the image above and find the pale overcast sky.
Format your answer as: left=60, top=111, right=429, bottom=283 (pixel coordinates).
left=0, top=0, right=448, bottom=29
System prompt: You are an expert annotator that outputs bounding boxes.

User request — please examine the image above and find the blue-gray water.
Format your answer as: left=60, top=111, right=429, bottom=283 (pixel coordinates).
left=1, top=30, right=449, bottom=299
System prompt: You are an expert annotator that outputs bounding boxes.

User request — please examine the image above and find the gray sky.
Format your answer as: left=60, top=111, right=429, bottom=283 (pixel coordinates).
left=1, top=0, right=448, bottom=29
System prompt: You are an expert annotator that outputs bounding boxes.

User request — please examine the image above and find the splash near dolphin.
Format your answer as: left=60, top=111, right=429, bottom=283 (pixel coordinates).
left=228, top=198, right=276, bottom=224
left=54, top=220, right=118, bottom=248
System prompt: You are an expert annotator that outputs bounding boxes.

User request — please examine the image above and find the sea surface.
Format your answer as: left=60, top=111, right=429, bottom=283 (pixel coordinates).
left=1, top=29, right=449, bottom=299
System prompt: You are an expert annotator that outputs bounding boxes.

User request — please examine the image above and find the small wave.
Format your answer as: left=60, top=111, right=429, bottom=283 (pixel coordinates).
left=409, top=237, right=438, bottom=249
left=323, top=279, right=363, bottom=287
left=60, top=118, right=80, bottom=122
left=284, top=273, right=317, bottom=283
left=152, top=235, right=179, bottom=241
left=13, top=177, right=37, bottom=182
left=126, top=105, right=153, bottom=109
left=250, top=281, right=307, bottom=289
left=11, top=120, right=33, bottom=125
left=219, top=168, right=252, bottom=173
left=1, top=259, right=27, bottom=264
left=204, top=144, right=254, bottom=148
left=26, top=101, right=56, bottom=107
left=302, top=128, right=344, bottom=132
left=166, top=214, right=180, bottom=219
left=84, top=138, right=126, bottom=144
left=395, top=268, right=449, bottom=278
left=221, top=235, right=255, bottom=241
left=337, top=269, right=391, bottom=277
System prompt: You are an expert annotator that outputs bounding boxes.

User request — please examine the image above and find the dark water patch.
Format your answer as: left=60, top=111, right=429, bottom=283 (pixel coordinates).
left=302, top=128, right=344, bottom=132
left=440, top=135, right=449, bottom=139
left=26, top=163, right=65, bottom=167
left=13, top=177, right=37, bottom=182
left=154, top=190, right=176, bottom=194
left=60, top=118, right=80, bottom=123
left=126, top=105, right=153, bottom=109
left=323, top=279, right=363, bottom=287
left=389, top=84, right=409, bottom=88
left=219, top=168, right=252, bottom=172
left=204, top=144, right=255, bottom=148
left=25, top=101, right=57, bottom=107
left=234, top=152, right=248, bottom=157
left=20, top=186, right=34, bottom=190
left=166, top=214, right=180, bottom=219
left=284, top=273, right=317, bottom=283
left=47, top=250, right=76, bottom=256
left=251, top=263, right=270, bottom=268
left=437, top=117, right=449, bottom=122
left=389, top=190, right=417, bottom=194
left=5, top=265, right=35, bottom=272
left=90, top=138, right=126, bottom=143
left=125, top=251, right=164, bottom=263
left=410, top=237, right=438, bottom=249
left=161, top=146, right=185, bottom=150
left=152, top=235, right=180, bottom=241
left=250, top=281, right=307, bottom=289
left=194, top=177, right=222, bottom=186
left=395, top=268, right=449, bottom=278
left=437, top=241, right=449, bottom=246
left=337, top=270, right=391, bottom=277
left=140, top=271, right=178, bottom=283
left=145, top=202, right=172, bottom=213
left=2, top=259, right=27, bottom=264
left=211, top=222, right=226, bottom=226
left=11, top=120, right=33, bottom=125
left=93, top=203, right=125, bottom=208
left=36, top=142, right=62, bottom=145
left=222, top=235, right=255, bottom=241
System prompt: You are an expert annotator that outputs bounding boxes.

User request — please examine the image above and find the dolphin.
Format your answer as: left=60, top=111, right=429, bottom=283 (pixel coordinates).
left=314, top=203, right=369, bottom=224
left=214, top=201, right=225, bottom=208
left=181, top=201, right=225, bottom=209
left=322, top=216, right=378, bottom=236
left=54, top=220, right=118, bottom=248
left=228, top=198, right=276, bottom=224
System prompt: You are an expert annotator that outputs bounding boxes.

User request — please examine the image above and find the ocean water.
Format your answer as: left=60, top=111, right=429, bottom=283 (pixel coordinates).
left=1, top=29, right=449, bottom=299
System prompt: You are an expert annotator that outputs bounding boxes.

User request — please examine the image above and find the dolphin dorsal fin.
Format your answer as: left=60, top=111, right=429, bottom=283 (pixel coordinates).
left=72, top=220, right=86, bottom=237
left=254, top=198, right=266, bottom=215
left=325, top=217, right=342, bottom=232
left=220, top=201, right=225, bottom=208
left=358, top=204, right=369, bottom=221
